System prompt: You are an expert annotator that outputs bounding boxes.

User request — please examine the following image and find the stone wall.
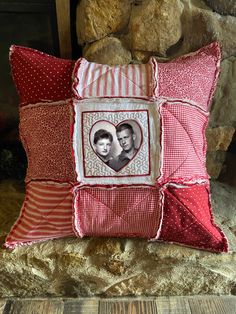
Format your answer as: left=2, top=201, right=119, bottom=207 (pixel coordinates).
left=76, top=0, right=236, bottom=180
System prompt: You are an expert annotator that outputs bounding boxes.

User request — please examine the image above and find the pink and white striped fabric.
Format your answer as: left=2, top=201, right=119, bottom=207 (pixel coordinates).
left=72, top=58, right=157, bottom=100
left=5, top=182, right=74, bottom=248
left=73, top=186, right=161, bottom=239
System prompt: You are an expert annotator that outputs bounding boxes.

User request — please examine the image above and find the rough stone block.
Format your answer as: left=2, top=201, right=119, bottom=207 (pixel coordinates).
left=128, top=0, right=183, bottom=56
left=206, top=127, right=235, bottom=152
left=209, top=57, right=236, bottom=129
left=76, top=0, right=132, bottom=44
left=83, top=37, right=131, bottom=65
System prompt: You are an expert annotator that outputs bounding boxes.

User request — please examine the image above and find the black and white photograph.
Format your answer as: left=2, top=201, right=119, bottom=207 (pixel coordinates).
left=90, top=120, right=142, bottom=172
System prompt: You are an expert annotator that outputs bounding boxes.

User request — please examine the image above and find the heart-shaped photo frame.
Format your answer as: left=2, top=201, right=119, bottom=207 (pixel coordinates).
left=90, top=120, right=143, bottom=172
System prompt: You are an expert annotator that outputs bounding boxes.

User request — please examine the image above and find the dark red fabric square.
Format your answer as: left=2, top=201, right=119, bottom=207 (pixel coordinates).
left=159, top=184, right=228, bottom=252
left=10, top=45, right=75, bottom=106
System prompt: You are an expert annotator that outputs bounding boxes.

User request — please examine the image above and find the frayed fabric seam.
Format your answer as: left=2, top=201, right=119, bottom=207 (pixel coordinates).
left=72, top=186, right=84, bottom=238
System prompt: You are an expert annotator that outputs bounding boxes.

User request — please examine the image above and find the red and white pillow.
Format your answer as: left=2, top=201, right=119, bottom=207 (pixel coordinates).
left=5, top=43, right=228, bottom=252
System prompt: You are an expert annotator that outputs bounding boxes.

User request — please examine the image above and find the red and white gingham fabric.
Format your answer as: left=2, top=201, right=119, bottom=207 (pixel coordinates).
left=5, top=182, right=74, bottom=248
left=73, top=58, right=157, bottom=100
left=159, top=102, right=209, bottom=184
left=73, top=186, right=161, bottom=239
left=20, top=100, right=76, bottom=182
left=158, top=183, right=228, bottom=252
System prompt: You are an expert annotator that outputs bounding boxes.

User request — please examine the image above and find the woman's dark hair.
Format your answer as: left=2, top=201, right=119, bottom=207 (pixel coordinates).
left=93, top=129, right=113, bottom=144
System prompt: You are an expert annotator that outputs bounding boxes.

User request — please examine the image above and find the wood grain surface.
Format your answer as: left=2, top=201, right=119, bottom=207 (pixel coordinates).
left=63, top=299, right=99, bottom=314
left=155, top=297, right=191, bottom=314
left=99, top=300, right=158, bottom=314
left=1, top=296, right=236, bottom=314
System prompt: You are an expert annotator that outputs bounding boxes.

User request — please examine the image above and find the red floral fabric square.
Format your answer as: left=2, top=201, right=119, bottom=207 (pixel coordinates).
left=20, top=101, right=76, bottom=182
left=157, top=42, right=221, bottom=111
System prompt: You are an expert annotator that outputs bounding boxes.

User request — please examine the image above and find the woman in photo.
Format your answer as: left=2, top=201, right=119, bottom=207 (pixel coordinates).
left=93, top=129, right=114, bottom=165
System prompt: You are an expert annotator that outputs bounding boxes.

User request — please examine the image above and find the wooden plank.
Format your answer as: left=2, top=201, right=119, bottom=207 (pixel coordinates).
left=99, top=300, right=157, bottom=314
left=188, top=296, right=236, bottom=314
left=63, top=299, right=99, bottom=314
left=155, top=297, right=191, bottom=314
left=8, top=299, right=64, bottom=314
left=55, top=0, right=72, bottom=59
left=1, top=296, right=235, bottom=314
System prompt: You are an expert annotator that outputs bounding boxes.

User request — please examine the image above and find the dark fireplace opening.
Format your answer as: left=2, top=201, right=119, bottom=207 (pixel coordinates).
left=0, top=0, right=81, bottom=182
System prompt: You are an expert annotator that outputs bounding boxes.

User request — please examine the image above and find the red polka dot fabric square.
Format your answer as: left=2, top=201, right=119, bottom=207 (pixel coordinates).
left=159, top=102, right=209, bottom=184
left=158, top=184, right=228, bottom=252
left=73, top=186, right=161, bottom=239
left=10, top=45, right=75, bottom=106
left=20, top=101, right=76, bottom=182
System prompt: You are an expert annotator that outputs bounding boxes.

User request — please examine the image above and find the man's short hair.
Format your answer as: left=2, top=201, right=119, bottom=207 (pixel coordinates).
left=116, top=123, right=134, bottom=134
left=93, top=129, right=113, bottom=144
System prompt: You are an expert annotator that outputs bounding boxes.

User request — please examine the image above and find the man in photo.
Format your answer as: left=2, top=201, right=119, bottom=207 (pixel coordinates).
left=93, top=129, right=113, bottom=165
left=109, top=123, right=138, bottom=171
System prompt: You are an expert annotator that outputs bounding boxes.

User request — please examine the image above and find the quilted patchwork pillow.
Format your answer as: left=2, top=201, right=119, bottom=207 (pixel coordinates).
left=5, top=43, right=228, bottom=253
